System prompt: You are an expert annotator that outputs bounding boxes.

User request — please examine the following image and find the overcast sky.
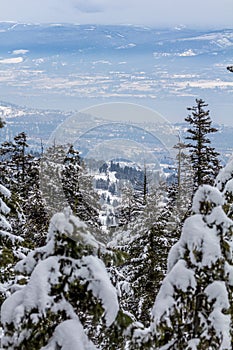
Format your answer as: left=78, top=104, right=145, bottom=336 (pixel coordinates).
left=0, top=0, right=232, bottom=28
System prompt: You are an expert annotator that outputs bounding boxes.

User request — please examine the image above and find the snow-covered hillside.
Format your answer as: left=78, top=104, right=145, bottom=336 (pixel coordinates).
left=0, top=23, right=232, bottom=120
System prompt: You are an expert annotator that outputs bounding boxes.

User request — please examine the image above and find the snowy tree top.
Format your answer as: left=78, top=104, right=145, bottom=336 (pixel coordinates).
left=168, top=214, right=223, bottom=271
left=192, top=185, right=224, bottom=214
left=48, top=209, right=100, bottom=250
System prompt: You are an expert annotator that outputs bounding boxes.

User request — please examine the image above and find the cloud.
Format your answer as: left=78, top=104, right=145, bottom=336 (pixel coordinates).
left=73, top=0, right=105, bottom=13
left=0, top=0, right=232, bottom=27
left=97, top=0, right=233, bottom=28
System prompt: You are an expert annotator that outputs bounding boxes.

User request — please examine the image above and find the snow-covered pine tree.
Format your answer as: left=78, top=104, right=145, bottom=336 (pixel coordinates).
left=0, top=132, right=47, bottom=245
left=0, top=183, right=24, bottom=305
left=40, top=144, right=68, bottom=216
left=62, top=145, right=101, bottom=229
left=22, top=154, right=49, bottom=245
left=0, top=138, right=16, bottom=188
left=1, top=208, right=123, bottom=350
left=116, top=182, right=144, bottom=227
left=110, top=183, right=177, bottom=327
left=215, top=157, right=233, bottom=220
left=0, top=123, right=25, bottom=306
left=41, top=145, right=101, bottom=233
left=0, top=132, right=33, bottom=198
left=214, top=158, right=233, bottom=332
left=147, top=184, right=233, bottom=350
left=172, top=138, right=194, bottom=221
left=185, top=99, right=220, bottom=188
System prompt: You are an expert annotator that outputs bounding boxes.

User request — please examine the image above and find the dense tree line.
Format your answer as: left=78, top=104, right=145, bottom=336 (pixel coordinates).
left=1, top=99, right=232, bottom=350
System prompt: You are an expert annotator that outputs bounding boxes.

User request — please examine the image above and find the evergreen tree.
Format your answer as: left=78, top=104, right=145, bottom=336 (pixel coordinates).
left=39, top=144, right=68, bottom=216
left=116, top=182, right=144, bottom=226
left=23, top=157, right=49, bottom=246
left=0, top=183, right=24, bottom=306
left=110, top=183, right=178, bottom=327
left=62, top=145, right=100, bottom=228
left=1, top=209, right=122, bottom=350
left=0, top=124, right=27, bottom=305
left=215, top=157, right=233, bottom=219
left=0, top=133, right=48, bottom=245
left=125, top=185, right=170, bottom=325
left=167, top=139, right=194, bottom=233
left=0, top=139, right=16, bottom=188
left=145, top=184, right=233, bottom=350
left=0, top=132, right=32, bottom=196
left=185, top=99, right=220, bottom=188
left=41, top=145, right=101, bottom=232
left=0, top=116, right=5, bottom=128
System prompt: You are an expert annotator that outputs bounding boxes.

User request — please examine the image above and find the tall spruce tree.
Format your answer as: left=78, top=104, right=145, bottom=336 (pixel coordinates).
left=110, top=183, right=178, bottom=327
left=0, top=121, right=25, bottom=306
left=116, top=182, right=144, bottom=227
left=0, top=183, right=24, bottom=306
left=62, top=145, right=100, bottom=228
left=168, top=139, right=194, bottom=233
left=0, top=133, right=48, bottom=245
left=185, top=99, right=220, bottom=188
left=40, top=145, right=101, bottom=231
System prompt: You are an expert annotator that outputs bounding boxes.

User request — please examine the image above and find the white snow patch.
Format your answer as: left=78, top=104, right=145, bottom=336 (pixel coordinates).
left=42, top=319, right=97, bottom=350
left=192, top=185, right=223, bottom=214
left=205, top=281, right=229, bottom=310
left=205, top=281, right=231, bottom=349
left=186, top=338, right=200, bottom=349
left=205, top=206, right=232, bottom=229
left=151, top=259, right=196, bottom=324
left=48, top=211, right=99, bottom=249
left=77, top=255, right=119, bottom=326
left=178, top=49, right=196, bottom=56
left=223, top=178, right=233, bottom=196
left=0, top=184, right=11, bottom=199
left=0, top=230, right=24, bottom=243
left=181, top=215, right=222, bottom=267
left=225, top=262, right=233, bottom=286
left=0, top=57, right=23, bottom=64
left=0, top=198, right=10, bottom=216
left=216, top=159, right=233, bottom=191
left=1, top=256, right=60, bottom=328
left=12, top=49, right=29, bottom=55
left=116, top=43, right=136, bottom=49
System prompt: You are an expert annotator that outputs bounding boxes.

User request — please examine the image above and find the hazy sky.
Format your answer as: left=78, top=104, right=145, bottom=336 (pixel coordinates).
left=0, top=0, right=232, bottom=28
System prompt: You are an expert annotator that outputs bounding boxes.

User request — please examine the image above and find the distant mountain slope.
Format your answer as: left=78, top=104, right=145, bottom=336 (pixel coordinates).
left=0, top=101, right=232, bottom=161
left=0, top=23, right=233, bottom=124
left=0, top=23, right=232, bottom=56
left=0, top=23, right=232, bottom=117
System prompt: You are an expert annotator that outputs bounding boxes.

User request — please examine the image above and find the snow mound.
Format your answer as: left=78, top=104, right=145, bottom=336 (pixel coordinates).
left=41, top=319, right=97, bottom=350
left=192, top=185, right=223, bottom=214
